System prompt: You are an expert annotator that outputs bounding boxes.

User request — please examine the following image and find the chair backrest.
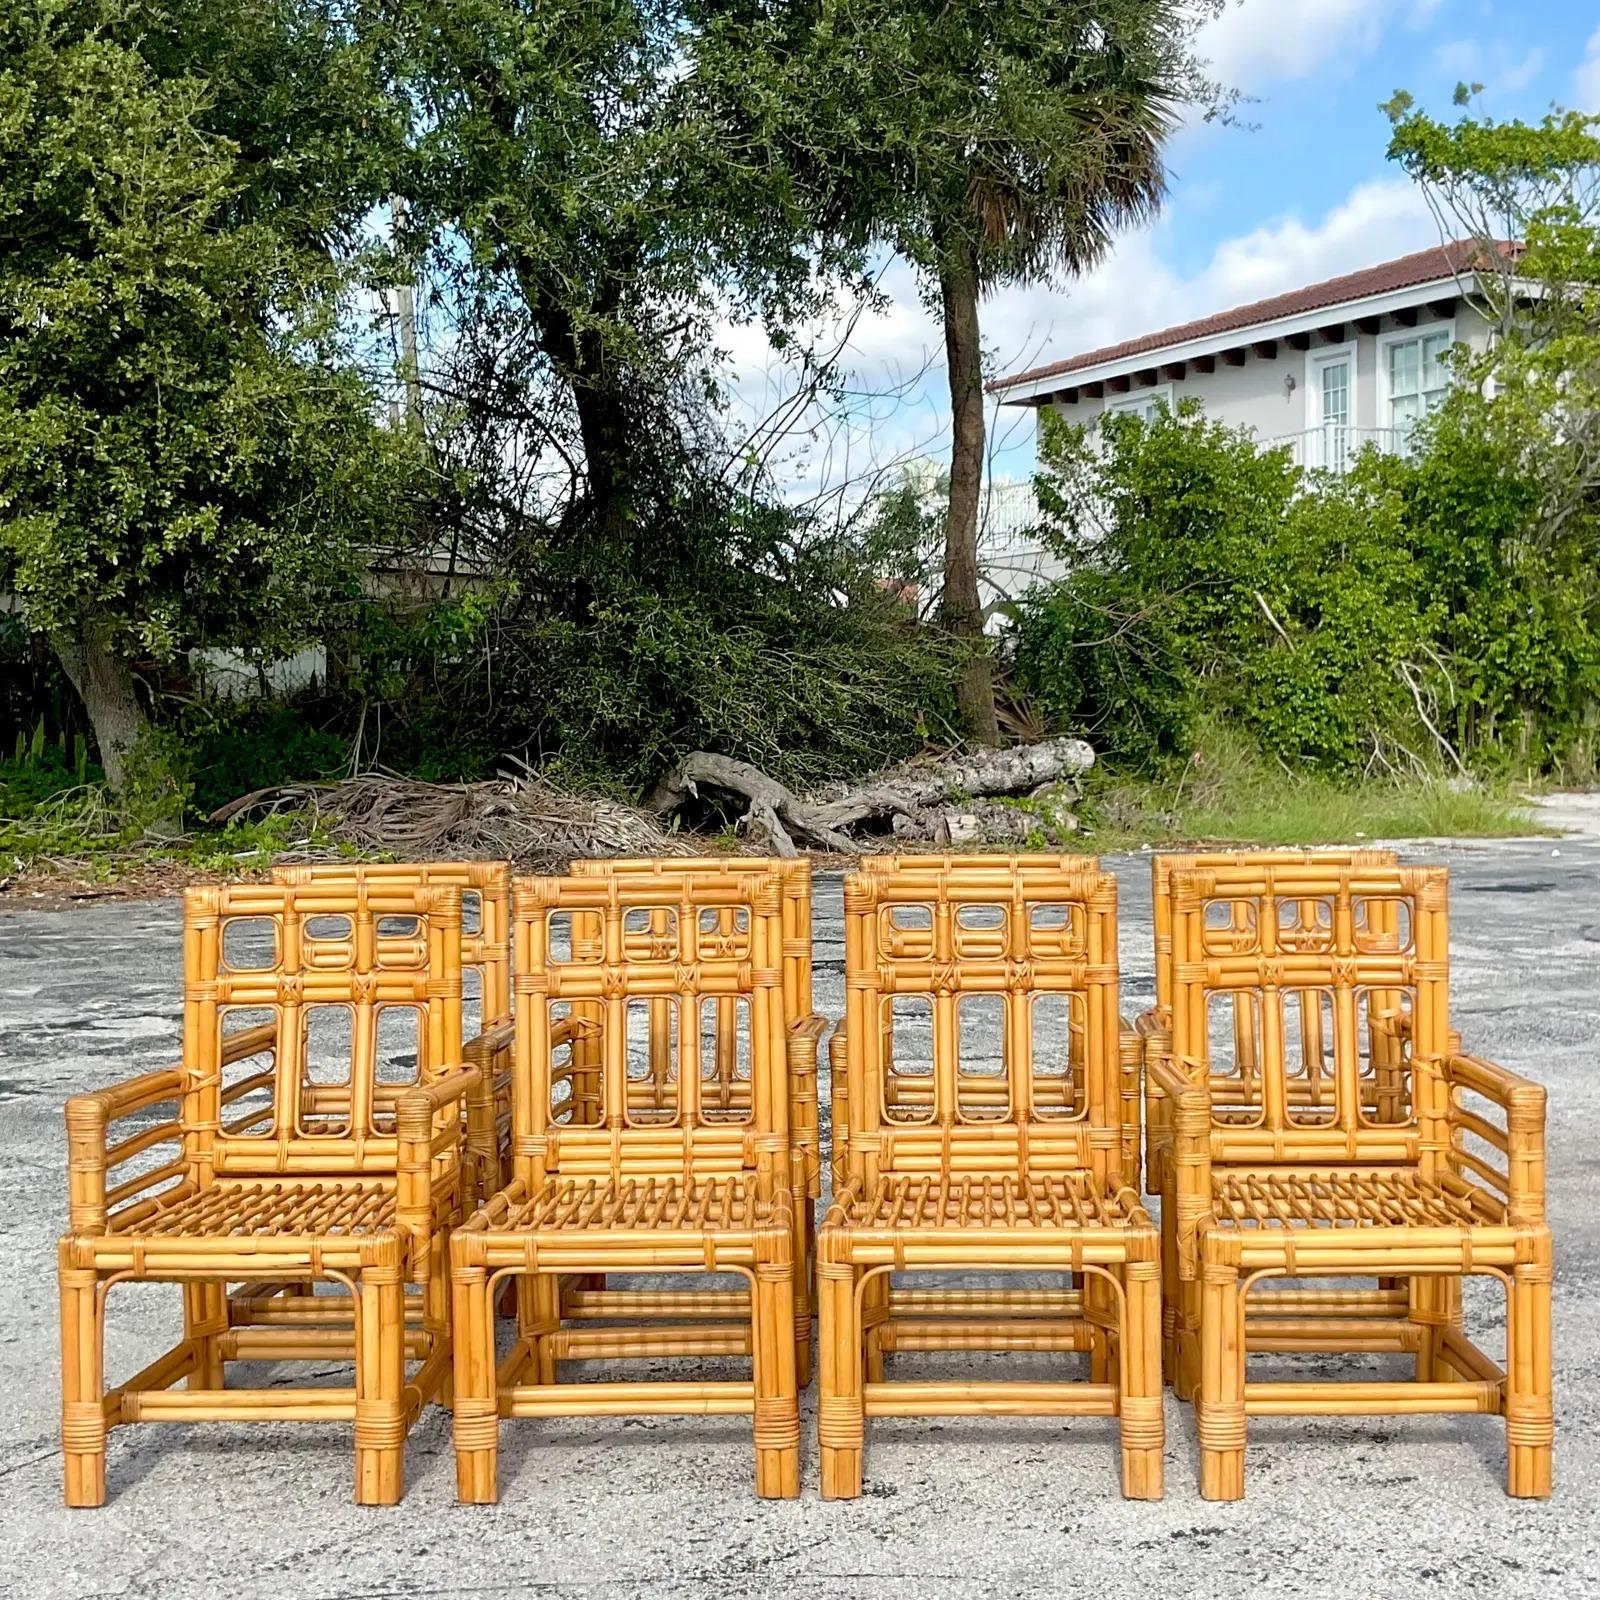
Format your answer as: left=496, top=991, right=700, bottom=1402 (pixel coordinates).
left=840, top=855, right=1126, bottom=1189
left=273, top=861, right=510, bottom=1032
left=1167, top=860, right=1449, bottom=1168
left=183, top=882, right=464, bottom=1177
left=572, top=857, right=812, bottom=1025
left=512, top=869, right=790, bottom=1198
left=1150, top=849, right=1398, bottom=1016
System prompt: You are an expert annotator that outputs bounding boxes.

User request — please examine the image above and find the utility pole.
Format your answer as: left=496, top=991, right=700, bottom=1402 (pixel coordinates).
left=391, top=196, right=423, bottom=434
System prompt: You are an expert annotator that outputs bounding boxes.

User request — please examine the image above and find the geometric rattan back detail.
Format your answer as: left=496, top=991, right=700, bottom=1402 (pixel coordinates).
left=183, top=881, right=464, bottom=1177
left=1150, top=849, right=1398, bottom=1016
left=571, top=856, right=812, bottom=1026
left=841, top=857, right=1126, bottom=1189
left=273, top=860, right=510, bottom=1030
left=1168, top=861, right=1449, bottom=1168
left=511, top=872, right=789, bottom=1198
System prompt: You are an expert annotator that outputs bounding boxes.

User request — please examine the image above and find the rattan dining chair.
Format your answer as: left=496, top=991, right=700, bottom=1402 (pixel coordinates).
left=816, top=856, right=1163, bottom=1500
left=450, top=867, right=802, bottom=1500
left=1149, top=859, right=1552, bottom=1498
left=1138, top=849, right=1402, bottom=1379
left=59, top=882, right=474, bottom=1506
left=571, top=857, right=823, bottom=1383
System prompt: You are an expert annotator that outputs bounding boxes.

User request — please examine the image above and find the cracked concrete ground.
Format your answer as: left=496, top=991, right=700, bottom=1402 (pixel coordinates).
left=2, top=840, right=1597, bottom=1598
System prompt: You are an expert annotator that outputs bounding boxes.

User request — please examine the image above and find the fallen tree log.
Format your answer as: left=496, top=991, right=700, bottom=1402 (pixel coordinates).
left=644, top=737, right=1094, bottom=855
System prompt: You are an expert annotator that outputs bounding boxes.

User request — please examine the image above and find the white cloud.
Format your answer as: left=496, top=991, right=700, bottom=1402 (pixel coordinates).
left=719, top=176, right=1442, bottom=497
left=1435, top=40, right=1547, bottom=96
left=1576, top=26, right=1600, bottom=112
left=1198, top=0, right=1398, bottom=91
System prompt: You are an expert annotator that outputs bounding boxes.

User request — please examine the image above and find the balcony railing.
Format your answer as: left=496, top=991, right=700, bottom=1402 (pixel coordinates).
left=1273, top=423, right=1407, bottom=473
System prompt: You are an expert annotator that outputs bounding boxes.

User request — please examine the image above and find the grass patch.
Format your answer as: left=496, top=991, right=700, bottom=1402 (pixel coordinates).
left=1075, top=726, right=1542, bottom=850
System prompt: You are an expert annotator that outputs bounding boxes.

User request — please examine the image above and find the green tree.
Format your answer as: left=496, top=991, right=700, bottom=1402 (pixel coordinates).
left=732, top=0, right=1223, bottom=743
left=0, top=0, right=415, bottom=788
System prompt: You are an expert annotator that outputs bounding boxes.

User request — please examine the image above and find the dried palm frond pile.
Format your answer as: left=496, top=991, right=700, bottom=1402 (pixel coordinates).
left=212, top=769, right=695, bottom=872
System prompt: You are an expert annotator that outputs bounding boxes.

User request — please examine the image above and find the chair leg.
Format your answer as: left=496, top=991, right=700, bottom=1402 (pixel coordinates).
left=818, top=1261, right=864, bottom=1500
left=1174, top=1273, right=1201, bottom=1403
left=794, top=1205, right=815, bottom=1389
left=1409, top=1274, right=1447, bottom=1384
left=1506, top=1255, right=1554, bottom=1499
left=1197, top=1258, right=1246, bottom=1501
left=424, top=1234, right=453, bottom=1406
left=354, top=1266, right=407, bottom=1506
left=1118, top=1263, right=1165, bottom=1500
left=452, top=1261, right=500, bottom=1503
left=752, top=1263, right=801, bottom=1499
left=183, top=1281, right=227, bottom=1391
left=59, top=1260, right=106, bottom=1508
left=531, top=1275, right=561, bottom=1385
left=1159, top=1196, right=1180, bottom=1387
left=863, top=1271, right=888, bottom=1383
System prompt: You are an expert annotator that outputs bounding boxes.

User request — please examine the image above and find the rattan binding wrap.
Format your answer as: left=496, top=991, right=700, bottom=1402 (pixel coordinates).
left=1150, top=858, right=1552, bottom=1499
left=59, top=882, right=473, bottom=1506
left=817, top=856, right=1162, bottom=1501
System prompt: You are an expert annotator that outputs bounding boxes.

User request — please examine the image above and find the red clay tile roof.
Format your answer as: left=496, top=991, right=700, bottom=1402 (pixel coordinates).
left=989, top=240, right=1514, bottom=394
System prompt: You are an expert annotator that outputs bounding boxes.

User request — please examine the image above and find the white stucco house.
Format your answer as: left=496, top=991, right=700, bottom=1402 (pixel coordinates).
left=988, top=241, right=1505, bottom=474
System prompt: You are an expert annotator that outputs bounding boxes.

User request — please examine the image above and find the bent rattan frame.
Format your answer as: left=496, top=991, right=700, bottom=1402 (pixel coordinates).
left=59, top=882, right=473, bottom=1506
left=1151, top=859, right=1552, bottom=1499
left=450, top=869, right=801, bottom=1501
left=818, top=856, right=1162, bottom=1501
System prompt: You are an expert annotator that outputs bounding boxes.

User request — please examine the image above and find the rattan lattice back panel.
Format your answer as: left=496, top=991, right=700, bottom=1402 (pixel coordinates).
left=842, top=857, right=1123, bottom=1184
left=1168, top=861, right=1449, bottom=1165
left=511, top=872, right=789, bottom=1192
left=1150, top=850, right=1397, bottom=1014
left=274, top=861, right=510, bottom=1030
left=184, top=882, right=464, bottom=1175
left=573, top=857, right=811, bottom=1023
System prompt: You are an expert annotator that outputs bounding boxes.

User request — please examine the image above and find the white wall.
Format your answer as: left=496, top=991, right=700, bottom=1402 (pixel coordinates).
left=1046, top=298, right=1494, bottom=450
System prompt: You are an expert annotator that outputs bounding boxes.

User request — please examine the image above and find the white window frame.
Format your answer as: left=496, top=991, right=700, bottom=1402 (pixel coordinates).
left=1101, top=382, right=1174, bottom=424
left=1301, top=338, right=1360, bottom=473
left=1377, top=318, right=1455, bottom=441
left=1304, top=339, right=1359, bottom=428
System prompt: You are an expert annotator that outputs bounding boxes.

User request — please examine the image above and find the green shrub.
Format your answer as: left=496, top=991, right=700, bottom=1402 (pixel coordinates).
left=1013, top=396, right=1597, bottom=781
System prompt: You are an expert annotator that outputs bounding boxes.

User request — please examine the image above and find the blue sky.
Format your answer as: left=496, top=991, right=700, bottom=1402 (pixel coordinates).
left=720, top=0, right=1600, bottom=504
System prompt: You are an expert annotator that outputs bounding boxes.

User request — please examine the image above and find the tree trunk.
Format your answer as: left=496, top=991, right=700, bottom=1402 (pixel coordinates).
left=51, top=627, right=146, bottom=792
left=938, top=239, right=999, bottom=746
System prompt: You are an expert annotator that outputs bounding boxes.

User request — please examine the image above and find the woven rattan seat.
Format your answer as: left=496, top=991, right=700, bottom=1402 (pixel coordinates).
left=476, top=1175, right=762, bottom=1234
left=1209, top=1169, right=1500, bottom=1231
left=113, top=1180, right=398, bottom=1240
left=834, top=1174, right=1145, bottom=1233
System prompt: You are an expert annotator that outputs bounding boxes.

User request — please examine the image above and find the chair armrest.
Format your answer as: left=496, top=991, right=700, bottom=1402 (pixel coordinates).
left=1444, top=1053, right=1546, bottom=1224
left=64, top=1067, right=188, bottom=1235
left=397, top=1065, right=481, bottom=1281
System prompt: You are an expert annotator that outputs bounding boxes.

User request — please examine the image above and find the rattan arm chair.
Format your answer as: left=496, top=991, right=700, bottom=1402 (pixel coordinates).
left=1154, top=861, right=1552, bottom=1500
left=571, top=858, right=823, bottom=1383
left=816, top=857, right=1163, bottom=1501
left=59, top=882, right=474, bottom=1507
left=450, top=869, right=802, bottom=1501
left=1139, top=849, right=1408, bottom=1380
